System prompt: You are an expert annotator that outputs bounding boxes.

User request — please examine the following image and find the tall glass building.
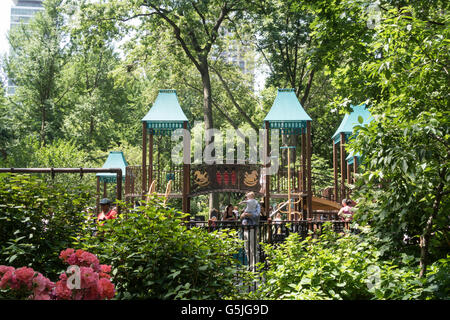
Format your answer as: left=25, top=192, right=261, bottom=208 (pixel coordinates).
left=11, top=0, right=43, bottom=29
left=7, top=0, right=44, bottom=94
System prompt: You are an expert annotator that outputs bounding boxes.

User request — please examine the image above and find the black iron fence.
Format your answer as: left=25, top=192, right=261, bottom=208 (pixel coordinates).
left=182, top=219, right=348, bottom=271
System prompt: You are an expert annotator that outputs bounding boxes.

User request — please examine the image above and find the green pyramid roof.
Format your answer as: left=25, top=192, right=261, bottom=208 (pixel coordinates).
left=346, top=151, right=361, bottom=165
left=142, top=89, right=188, bottom=135
left=332, top=104, right=373, bottom=144
left=96, top=151, right=128, bottom=183
left=263, top=88, right=312, bottom=134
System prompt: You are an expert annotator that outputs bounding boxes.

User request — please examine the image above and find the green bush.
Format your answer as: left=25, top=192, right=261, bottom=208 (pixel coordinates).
left=254, top=223, right=447, bottom=300
left=0, top=173, right=92, bottom=279
left=76, top=195, right=248, bottom=299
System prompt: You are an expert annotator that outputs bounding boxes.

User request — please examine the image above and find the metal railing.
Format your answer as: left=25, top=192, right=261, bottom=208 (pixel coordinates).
left=182, top=219, right=348, bottom=270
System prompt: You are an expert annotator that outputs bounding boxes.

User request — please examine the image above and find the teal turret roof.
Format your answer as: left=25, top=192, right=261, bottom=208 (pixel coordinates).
left=332, top=104, right=373, bottom=144
left=96, top=151, right=128, bottom=183
left=142, top=89, right=188, bottom=135
left=346, top=151, right=361, bottom=165
left=263, top=88, right=312, bottom=134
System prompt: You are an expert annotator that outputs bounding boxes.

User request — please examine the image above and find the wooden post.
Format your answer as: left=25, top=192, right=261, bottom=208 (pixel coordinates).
left=116, top=170, right=122, bottom=215
left=340, top=132, right=346, bottom=201
left=142, top=122, right=147, bottom=197
left=301, top=129, right=307, bottom=216
left=267, top=218, right=273, bottom=244
left=333, top=141, right=338, bottom=203
left=353, top=156, right=358, bottom=184
left=182, top=121, right=190, bottom=214
left=264, top=121, right=270, bottom=215
left=306, top=121, right=313, bottom=220
left=347, top=162, right=351, bottom=185
left=287, top=147, right=292, bottom=219
left=96, top=176, right=100, bottom=214
left=103, top=181, right=107, bottom=198
left=148, top=130, right=153, bottom=189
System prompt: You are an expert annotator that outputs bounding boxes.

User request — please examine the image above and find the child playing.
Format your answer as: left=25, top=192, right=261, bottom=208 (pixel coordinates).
left=338, top=199, right=354, bottom=222
left=239, top=192, right=259, bottom=226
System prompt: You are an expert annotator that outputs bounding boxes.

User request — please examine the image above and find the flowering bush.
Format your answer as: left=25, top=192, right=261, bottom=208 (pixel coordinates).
left=0, top=266, right=54, bottom=300
left=55, top=249, right=115, bottom=300
left=0, top=249, right=115, bottom=300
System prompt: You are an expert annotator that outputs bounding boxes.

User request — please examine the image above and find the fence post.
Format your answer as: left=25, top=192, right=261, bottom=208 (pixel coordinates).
left=267, top=218, right=272, bottom=244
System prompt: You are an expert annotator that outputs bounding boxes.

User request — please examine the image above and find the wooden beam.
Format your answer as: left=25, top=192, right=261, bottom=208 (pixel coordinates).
left=103, top=181, right=107, bottom=198
left=333, top=140, right=338, bottom=203
left=306, top=121, right=313, bottom=220
left=182, top=121, right=190, bottom=214
left=148, top=131, right=153, bottom=189
left=96, top=176, right=100, bottom=214
left=340, top=132, right=346, bottom=201
left=347, top=162, right=351, bottom=186
left=301, top=129, right=307, bottom=217
left=142, top=122, right=147, bottom=197
left=264, top=121, right=270, bottom=215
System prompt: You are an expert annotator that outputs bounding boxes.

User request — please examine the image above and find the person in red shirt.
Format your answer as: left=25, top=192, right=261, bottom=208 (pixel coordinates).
left=97, top=198, right=117, bottom=225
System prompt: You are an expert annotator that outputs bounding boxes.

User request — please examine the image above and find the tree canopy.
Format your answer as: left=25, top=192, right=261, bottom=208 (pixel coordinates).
left=0, top=0, right=448, bottom=281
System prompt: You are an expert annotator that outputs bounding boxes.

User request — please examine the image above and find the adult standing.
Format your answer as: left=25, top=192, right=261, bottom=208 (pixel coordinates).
left=239, top=192, right=261, bottom=272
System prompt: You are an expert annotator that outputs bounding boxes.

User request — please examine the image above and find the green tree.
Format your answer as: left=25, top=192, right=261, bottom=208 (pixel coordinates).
left=75, top=0, right=260, bottom=209
left=59, top=35, right=135, bottom=151
left=0, top=82, right=11, bottom=163
left=5, top=0, right=71, bottom=146
left=336, top=4, right=450, bottom=277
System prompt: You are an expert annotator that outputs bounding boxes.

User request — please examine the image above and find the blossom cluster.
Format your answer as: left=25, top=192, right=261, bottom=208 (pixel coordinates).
left=0, top=266, right=54, bottom=300
left=0, top=249, right=115, bottom=300
left=55, top=249, right=115, bottom=300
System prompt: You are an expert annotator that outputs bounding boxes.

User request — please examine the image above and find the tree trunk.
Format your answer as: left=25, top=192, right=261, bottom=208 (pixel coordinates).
left=199, top=57, right=220, bottom=211
left=41, top=105, right=46, bottom=146
left=300, top=69, right=315, bottom=107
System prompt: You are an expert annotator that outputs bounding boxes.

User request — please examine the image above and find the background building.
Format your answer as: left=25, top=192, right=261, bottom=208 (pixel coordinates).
left=7, top=0, right=43, bottom=94
left=215, top=28, right=256, bottom=90
left=10, top=0, right=43, bottom=29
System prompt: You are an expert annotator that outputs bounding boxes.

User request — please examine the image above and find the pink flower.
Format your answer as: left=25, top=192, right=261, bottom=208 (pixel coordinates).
left=59, top=248, right=75, bottom=263
left=33, top=292, right=51, bottom=300
left=32, top=272, right=54, bottom=297
left=32, top=273, right=47, bottom=293
left=15, top=267, right=35, bottom=288
left=99, top=272, right=111, bottom=280
left=78, top=252, right=100, bottom=272
left=59, top=272, right=68, bottom=281
left=80, top=267, right=98, bottom=289
left=54, top=280, right=72, bottom=300
left=0, top=269, right=14, bottom=289
left=100, top=265, right=112, bottom=273
left=66, top=254, right=78, bottom=266
left=75, top=249, right=85, bottom=259
left=84, top=285, right=100, bottom=300
left=0, top=265, right=15, bottom=276
left=97, top=278, right=115, bottom=300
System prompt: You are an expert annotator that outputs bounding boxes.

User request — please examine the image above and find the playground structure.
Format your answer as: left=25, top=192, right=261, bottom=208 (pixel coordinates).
left=0, top=90, right=372, bottom=220
left=331, top=104, right=373, bottom=203
left=0, top=90, right=373, bottom=223
left=122, top=88, right=351, bottom=219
